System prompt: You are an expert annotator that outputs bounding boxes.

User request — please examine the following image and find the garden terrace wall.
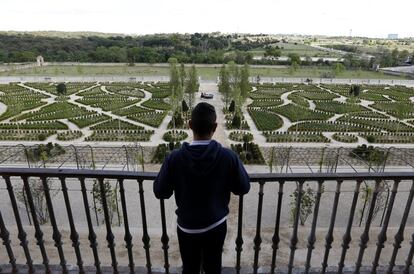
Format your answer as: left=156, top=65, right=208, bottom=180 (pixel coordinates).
left=260, top=147, right=414, bottom=167
left=0, top=146, right=156, bottom=167
left=3, top=145, right=414, bottom=167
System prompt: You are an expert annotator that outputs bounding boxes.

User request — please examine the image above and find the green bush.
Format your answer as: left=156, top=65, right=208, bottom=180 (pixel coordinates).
left=229, top=131, right=254, bottom=142
left=56, top=83, right=67, bottom=95
left=231, top=142, right=265, bottom=165
left=163, top=130, right=188, bottom=142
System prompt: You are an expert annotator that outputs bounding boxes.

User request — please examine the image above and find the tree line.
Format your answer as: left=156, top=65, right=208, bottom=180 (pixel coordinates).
left=0, top=33, right=270, bottom=64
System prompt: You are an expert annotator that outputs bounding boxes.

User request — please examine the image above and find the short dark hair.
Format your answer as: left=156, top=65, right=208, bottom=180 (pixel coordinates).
left=191, top=102, right=217, bottom=136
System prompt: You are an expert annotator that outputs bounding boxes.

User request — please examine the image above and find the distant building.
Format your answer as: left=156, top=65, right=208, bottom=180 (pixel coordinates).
left=388, top=34, right=399, bottom=40
left=36, top=56, right=44, bottom=66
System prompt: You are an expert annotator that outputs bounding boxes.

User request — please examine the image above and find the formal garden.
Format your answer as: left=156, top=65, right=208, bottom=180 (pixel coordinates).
left=1, top=79, right=414, bottom=145
left=240, top=82, right=414, bottom=144
left=0, top=81, right=173, bottom=142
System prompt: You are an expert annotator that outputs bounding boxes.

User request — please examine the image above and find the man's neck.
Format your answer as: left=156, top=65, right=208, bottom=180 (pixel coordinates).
left=193, top=135, right=212, bottom=141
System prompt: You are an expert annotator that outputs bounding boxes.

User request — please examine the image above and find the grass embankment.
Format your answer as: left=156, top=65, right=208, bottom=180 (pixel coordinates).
left=0, top=64, right=405, bottom=80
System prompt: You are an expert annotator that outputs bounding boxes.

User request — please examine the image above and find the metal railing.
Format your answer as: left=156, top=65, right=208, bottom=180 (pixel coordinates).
left=0, top=168, right=413, bottom=274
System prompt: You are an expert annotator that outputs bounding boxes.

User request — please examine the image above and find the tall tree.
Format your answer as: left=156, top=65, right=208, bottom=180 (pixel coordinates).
left=169, top=58, right=182, bottom=103
left=239, top=63, right=251, bottom=102
left=227, top=61, right=241, bottom=109
left=227, top=61, right=240, bottom=91
left=169, top=58, right=182, bottom=128
left=218, top=64, right=231, bottom=109
left=179, top=63, right=187, bottom=89
left=185, top=65, right=199, bottom=109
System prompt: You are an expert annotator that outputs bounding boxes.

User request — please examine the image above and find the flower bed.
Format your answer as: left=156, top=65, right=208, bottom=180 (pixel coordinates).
left=127, top=111, right=167, bottom=128
left=314, top=101, right=367, bottom=114
left=90, top=119, right=143, bottom=130
left=348, top=111, right=387, bottom=119
left=249, top=99, right=283, bottom=108
left=0, top=129, right=56, bottom=141
left=270, top=104, right=331, bottom=122
left=162, top=130, right=188, bottom=142
left=264, top=132, right=329, bottom=143
left=16, top=102, right=94, bottom=121
left=57, top=130, right=82, bottom=141
left=360, top=133, right=414, bottom=144
left=141, top=99, right=171, bottom=110
left=69, top=114, right=111, bottom=128
left=248, top=109, right=283, bottom=131
left=229, top=131, right=254, bottom=142
left=299, top=91, right=338, bottom=101
left=112, top=106, right=152, bottom=116
left=26, top=82, right=95, bottom=95
left=0, top=84, right=49, bottom=121
left=338, top=117, right=414, bottom=132
left=371, top=102, right=414, bottom=119
left=105, top=84, right=145, bottom=98
left=0, top=121, right=67, bottom=130
left=287, top=93, right=310, bottom=108
left=332, top=133, right=358, bottom=143
left=225, top=113, right=250, bottom=130
left=289, top=121, right=375, bottom=132
left=86, top=130, right=154, bottom=142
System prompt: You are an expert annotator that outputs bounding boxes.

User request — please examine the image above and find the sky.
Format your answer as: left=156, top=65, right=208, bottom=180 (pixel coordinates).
left=0, top=0, right=413, bottom=38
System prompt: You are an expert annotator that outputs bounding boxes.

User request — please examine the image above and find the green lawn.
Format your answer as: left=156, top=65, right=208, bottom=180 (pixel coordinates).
left=0, top=64, right=405, bottom=80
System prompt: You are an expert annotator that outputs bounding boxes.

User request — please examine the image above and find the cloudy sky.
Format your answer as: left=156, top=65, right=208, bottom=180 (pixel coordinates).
left=1, top=0, right=412, bottom=38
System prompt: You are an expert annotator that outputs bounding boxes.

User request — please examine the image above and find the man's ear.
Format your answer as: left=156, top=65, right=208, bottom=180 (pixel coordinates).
left=189, top=120, right=193, bottom=130
left=212, top=122, right=218, bottom=132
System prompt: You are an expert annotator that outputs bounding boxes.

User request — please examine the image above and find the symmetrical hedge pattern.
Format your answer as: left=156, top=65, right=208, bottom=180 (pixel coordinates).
left=0, top=82, right=172, bottom=142
left=246, top=83, right=414, bottom=143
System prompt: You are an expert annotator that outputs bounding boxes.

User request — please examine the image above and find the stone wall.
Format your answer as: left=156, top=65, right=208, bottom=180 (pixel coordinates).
left=2, top=145, right=414, bottom=169
left=261, top=146, right=414, bottom=168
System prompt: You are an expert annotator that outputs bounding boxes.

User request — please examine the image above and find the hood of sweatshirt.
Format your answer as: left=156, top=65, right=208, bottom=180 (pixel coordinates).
left=180, top=140, right=222, bottom=176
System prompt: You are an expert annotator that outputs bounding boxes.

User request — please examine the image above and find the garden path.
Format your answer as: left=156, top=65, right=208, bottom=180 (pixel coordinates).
left=383, top=94, right=396, bottom=102
left=280, top=90, right=295, bottom=106
left=318, top=85, right=347, bottom=103
left=0, top=102, right=7, bottom=116
left=136, top=89, right=153, bottom=108
left=198, top=83, right=229, bottom=146
left=307, top=99, right=316, bottom=110
left=327, top=113, right=345, bottom=123
left=275, top=113, right=294, bottom=133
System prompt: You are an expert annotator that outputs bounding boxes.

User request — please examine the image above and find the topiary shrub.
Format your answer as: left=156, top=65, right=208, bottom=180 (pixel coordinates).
left=56, top=83, right=67, bottom=95
left=232, top=114, right=241, bottom=129
left=152, top=142, right=182, bottom=163
left=172, top=111, right=184, bottom=128
left=366, top=135, right=376, bottom=143
left=38, top=133, right=47, bottom=141
left=182, top=100, right=189, bottom=112
left=229, top=100, right=235, bottom=112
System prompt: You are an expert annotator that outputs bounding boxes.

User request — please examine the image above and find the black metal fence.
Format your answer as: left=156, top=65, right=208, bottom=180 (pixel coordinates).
left=0, top=168, right=413, bottom=274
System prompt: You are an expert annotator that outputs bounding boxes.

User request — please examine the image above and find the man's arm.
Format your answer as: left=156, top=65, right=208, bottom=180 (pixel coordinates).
left=230, top=155, right=250, bottom=195
left=153, top=155, right=174, bottom=199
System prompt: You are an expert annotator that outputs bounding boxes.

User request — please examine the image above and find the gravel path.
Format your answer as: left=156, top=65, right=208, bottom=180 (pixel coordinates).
left=0, top=102, right=7, bottom=116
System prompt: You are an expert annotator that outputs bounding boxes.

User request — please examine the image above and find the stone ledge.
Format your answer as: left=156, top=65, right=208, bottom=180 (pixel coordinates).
left=0, top=265, right=410, bottom=274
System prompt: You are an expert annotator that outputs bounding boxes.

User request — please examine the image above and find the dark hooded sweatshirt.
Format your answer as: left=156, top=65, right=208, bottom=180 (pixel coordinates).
left=153, top=140, right=250, bottom=230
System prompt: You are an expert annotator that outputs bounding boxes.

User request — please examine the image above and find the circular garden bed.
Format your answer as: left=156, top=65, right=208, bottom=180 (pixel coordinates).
left=162, top=130, right=188, bottom=142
